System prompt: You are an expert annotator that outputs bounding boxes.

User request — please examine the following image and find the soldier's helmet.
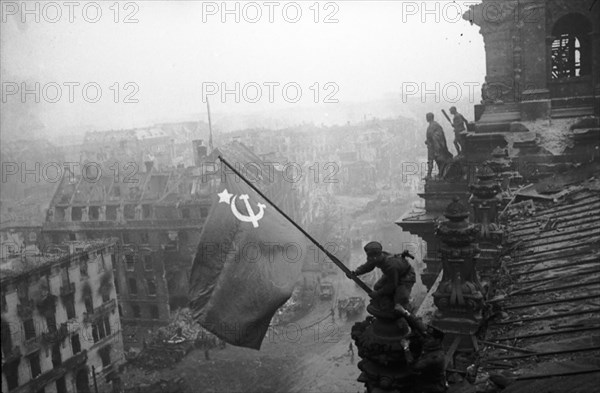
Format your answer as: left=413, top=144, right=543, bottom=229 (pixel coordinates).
left=363, top=241, right=383, bottom=257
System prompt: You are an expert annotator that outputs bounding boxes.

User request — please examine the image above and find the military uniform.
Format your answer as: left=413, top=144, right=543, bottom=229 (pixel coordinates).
left=353, top=243, right=416, bottom=309
left=451, top=112, right=468, bottom=155
left=425, top=121, right=453, bottom=178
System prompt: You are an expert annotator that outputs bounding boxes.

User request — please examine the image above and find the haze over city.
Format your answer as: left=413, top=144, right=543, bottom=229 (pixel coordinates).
left=2, top=1, right=485, bottom=138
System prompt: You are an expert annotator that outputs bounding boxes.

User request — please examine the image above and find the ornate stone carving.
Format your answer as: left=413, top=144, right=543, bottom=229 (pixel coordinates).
left=431, top=198, right=484, bottom=350
left=469, top=165, right=502, bottom=240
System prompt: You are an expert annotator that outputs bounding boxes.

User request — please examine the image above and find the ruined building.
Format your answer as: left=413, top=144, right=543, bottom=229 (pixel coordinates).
left=1, top=240, right=124, bottom=393
left=399, top=0, right=600, bottom=288
left=41, top=159, right=215, bottom=332
left=385, top=0, right=600, bottom=390
left=40, top=138, right=305, bottom=350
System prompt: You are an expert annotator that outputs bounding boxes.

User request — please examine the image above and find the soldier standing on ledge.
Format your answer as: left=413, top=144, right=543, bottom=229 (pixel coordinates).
left=347, top=241, right=416, bottom=311
left=449, top=106, right=469, bottom=156
left=425, top=113, right=453, bottom=180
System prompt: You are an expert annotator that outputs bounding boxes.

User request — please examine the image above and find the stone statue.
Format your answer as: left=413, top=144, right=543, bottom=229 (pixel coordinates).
left=425, top=113, right=453, bottom=179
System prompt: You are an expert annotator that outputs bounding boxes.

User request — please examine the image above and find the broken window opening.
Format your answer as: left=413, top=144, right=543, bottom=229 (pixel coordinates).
left=84, top=296, right=94, bottom=314
left=51, top=343, right=62, bottom=367
left=65, top=295, right=76, bottom=320
left=29, top=352, right=41, bottom=378
left=1, top=320, right=12, bottom=355
left=142, top=204, right=152, bottom=219
left=46, top=314, right=57, bottom=333
left=125, top=254, right=135, bottom=271
left=101, top=290, right=110, bottom=304
left=56, top=376, right=67, bottom=393
left=551, top=13, right=592, bottom=79
left=99, top=345, right=111, bottom=367
left=80, top=262, right=88, bottom=278
left=89, top=206, right=100, bottom=221
left=24, top=318, right=36, bottom=340
left=103, top=316, right=111, bottom=336
left=92, top=323, right=99, bottom=343
left=181, top=208, right=190, bottom=219
left=4, top=359, right=19, bottom=389
left=128, top=278, right=138, bottom=295
left=71, top=207, right=83, bottom=221
left=147, top=280, right=157, bottom=296
left=71, top=333, right=81, bottom=354
left=55, top=207, right=66, bottom=222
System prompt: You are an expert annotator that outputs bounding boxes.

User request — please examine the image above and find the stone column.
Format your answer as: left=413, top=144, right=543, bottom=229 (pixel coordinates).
left=469, top=165, right=502, bottom=239
left=351, top=281, right=414, bottom=391
left=469, top=165, right=503, bottom=273
left=486, top=147, right=523, bottom=210
left=431, top=197, right=484, bottom=351
left=520, top=0, right=550, bottom=115
left=592, top=29, right=600, bottom=116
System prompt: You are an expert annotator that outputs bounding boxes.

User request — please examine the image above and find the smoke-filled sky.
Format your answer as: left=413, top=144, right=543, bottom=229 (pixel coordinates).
left=1, top=1, right=485, bottom=137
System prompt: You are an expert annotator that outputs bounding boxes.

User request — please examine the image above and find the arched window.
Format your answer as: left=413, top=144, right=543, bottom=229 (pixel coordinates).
left=551, top=14, right=592, bottom=79
left=147, top=280, right=157, bottom=296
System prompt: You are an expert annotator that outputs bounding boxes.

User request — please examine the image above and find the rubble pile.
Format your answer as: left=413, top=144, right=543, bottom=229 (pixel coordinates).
left=130, top=308, right=221, bottom=371
left=125, top=377, right=187, bottom=393
left=155, top=308, right=204, bottom=343
left=131, top=342, right=195, bottom=371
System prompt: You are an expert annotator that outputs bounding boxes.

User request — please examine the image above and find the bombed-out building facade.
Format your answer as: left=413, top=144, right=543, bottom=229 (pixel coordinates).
left=41, top=157, right=215, bottom=330
left=1, top=240, right=124, bottom=393
left=38, top=137, right=308, bottom=344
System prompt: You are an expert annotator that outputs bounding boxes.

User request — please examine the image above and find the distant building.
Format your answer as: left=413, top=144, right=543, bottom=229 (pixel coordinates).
left=41, top=139, right=304, bottom=346
left=1, top=240, right=124, bottom=393
left=41, top=161, right=215, bottom=332
left=0, top=226, right=43, bottom=261
left=80, top=122, right=204, bottom=171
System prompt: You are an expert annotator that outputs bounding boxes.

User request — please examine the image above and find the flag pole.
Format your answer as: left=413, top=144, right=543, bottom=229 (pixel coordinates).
left=218, top=155, right=373, bottom=294
left=207, top=98, right=214, bottom=153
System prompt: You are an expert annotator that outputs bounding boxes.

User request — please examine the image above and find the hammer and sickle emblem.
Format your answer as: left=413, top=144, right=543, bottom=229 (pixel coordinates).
left=231, top=194, right=266, bottom=228
left=218, top=189, right=267, bottom=228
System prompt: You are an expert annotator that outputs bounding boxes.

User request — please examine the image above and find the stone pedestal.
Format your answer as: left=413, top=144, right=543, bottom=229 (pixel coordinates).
left=352, top=301, right=413, bottom=392
left=431, top=198, right=484, bottom=352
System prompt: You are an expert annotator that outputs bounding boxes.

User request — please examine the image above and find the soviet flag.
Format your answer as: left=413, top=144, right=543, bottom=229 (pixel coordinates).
left=188, top=161, right=306, bottom=349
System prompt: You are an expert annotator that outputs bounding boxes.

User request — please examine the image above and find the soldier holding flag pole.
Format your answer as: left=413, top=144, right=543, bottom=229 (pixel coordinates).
left=189, top=155, right=372, bottom=349
left=189, top=154, right=423, bottom=349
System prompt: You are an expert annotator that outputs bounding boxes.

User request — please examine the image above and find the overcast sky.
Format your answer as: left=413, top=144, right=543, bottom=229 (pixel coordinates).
left=1, top=1, right=485, bottom=135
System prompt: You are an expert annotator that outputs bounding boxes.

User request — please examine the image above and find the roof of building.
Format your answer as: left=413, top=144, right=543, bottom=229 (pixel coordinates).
left=480, top=183, right=600, bottom=391
left=1, top=239, right=116, bottom=281
left=48, top=165, right=210, bottom=209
